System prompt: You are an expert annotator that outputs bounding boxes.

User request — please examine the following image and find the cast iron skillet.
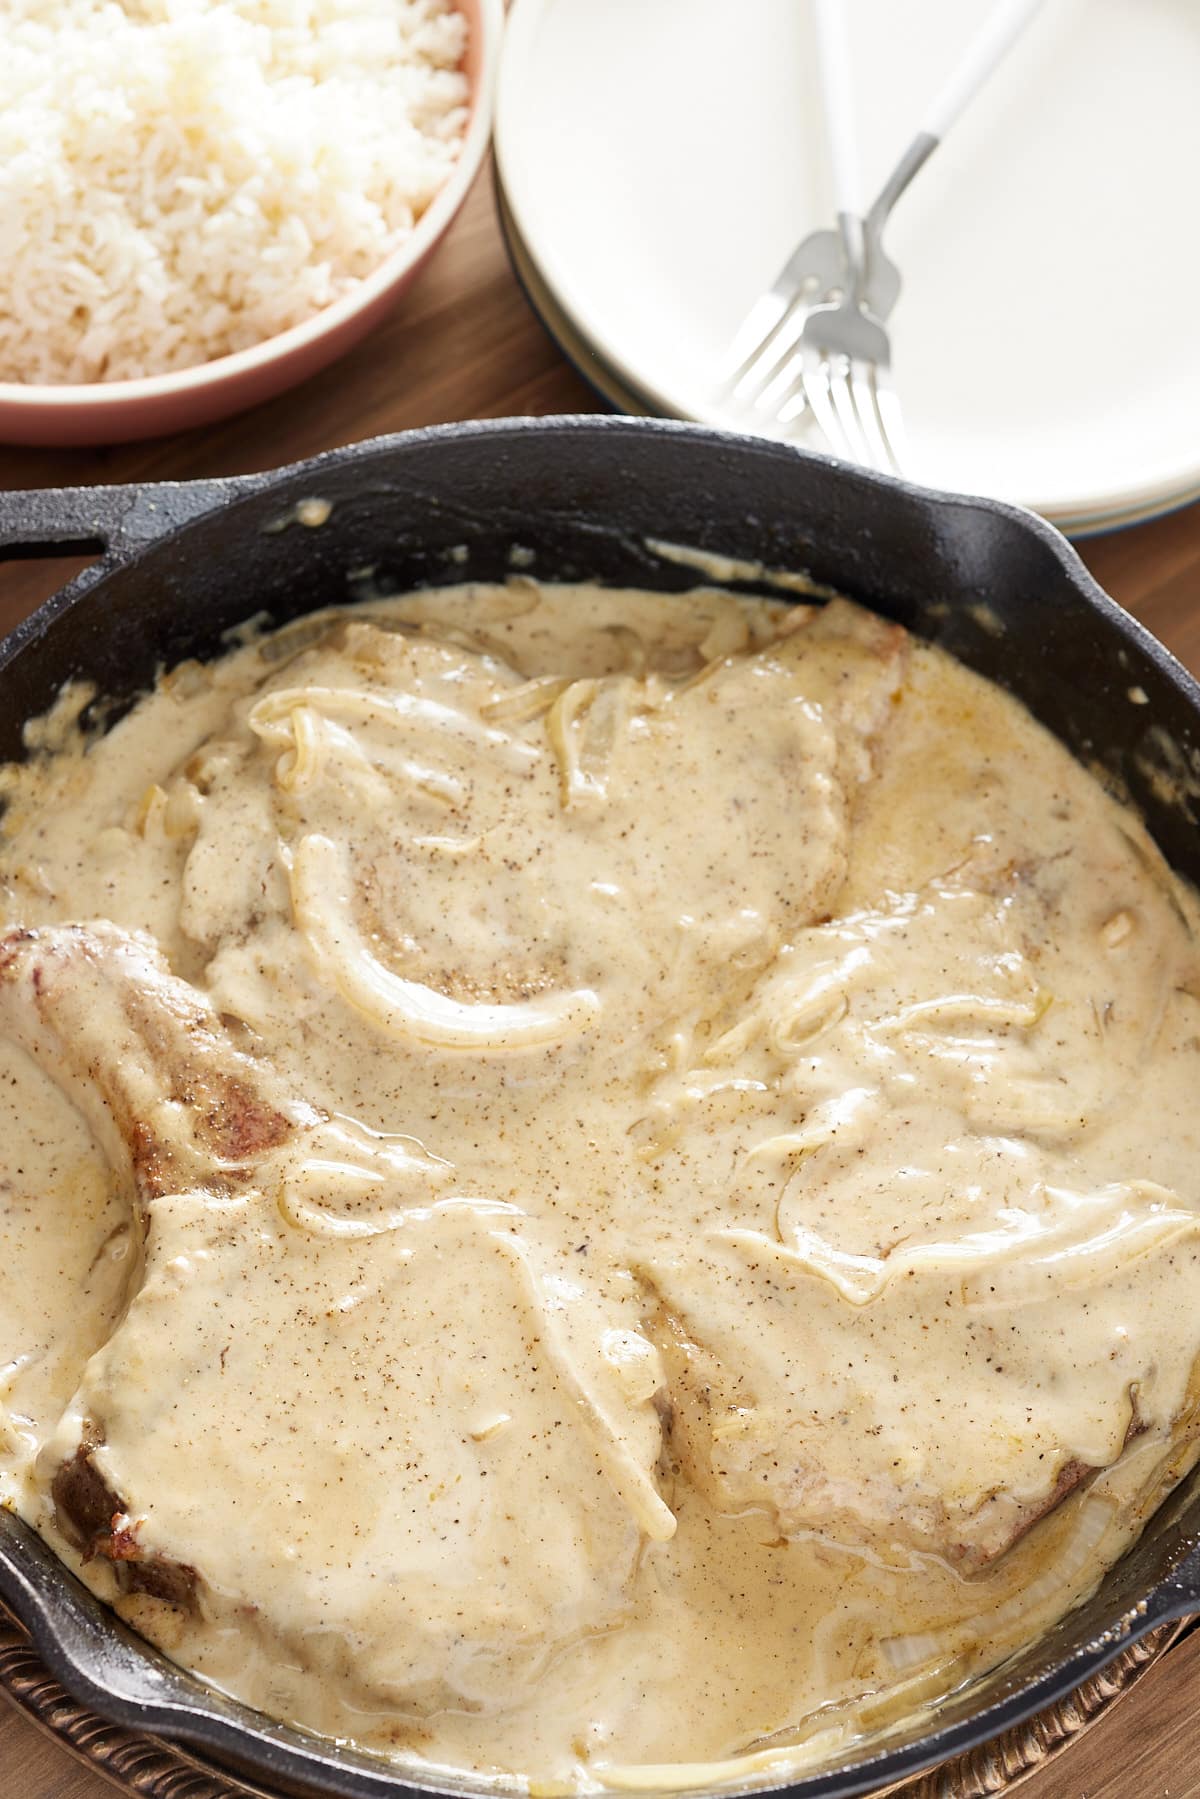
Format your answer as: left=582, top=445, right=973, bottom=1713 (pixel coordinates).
left=1, top=416, right=1199, bottom=1799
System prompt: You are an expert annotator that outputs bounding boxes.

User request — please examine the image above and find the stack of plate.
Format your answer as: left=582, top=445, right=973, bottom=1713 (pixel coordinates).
left=495, top=0, right=1200, bottom=537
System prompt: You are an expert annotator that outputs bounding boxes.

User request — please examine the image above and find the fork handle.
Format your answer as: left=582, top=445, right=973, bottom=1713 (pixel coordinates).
left=812, top=0, right=868, bottom=298
left=866, top=131, right=938, bottom=236
left=866, top=0, right=1045, bottom=236
left=812, top=0, right=862, bottom=224
left=921, top=0, right=1045, bottom=142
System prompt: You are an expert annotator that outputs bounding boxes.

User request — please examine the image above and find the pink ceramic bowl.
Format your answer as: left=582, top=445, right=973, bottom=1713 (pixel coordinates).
left=0, top=0, right=502, bottom=449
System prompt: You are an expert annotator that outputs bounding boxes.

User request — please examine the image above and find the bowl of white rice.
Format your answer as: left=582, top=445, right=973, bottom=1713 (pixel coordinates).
left=0, top=0, right=501, bottom=447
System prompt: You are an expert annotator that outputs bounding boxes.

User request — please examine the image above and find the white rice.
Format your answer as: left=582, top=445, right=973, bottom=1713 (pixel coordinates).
left=0, top=0, right=470, bottom=385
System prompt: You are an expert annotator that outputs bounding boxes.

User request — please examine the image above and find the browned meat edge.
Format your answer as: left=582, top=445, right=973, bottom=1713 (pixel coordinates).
left=51, top=1434, right=198, bottom=1612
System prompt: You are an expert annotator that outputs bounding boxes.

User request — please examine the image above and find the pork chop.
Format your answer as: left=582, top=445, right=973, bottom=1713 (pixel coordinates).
left=0, top=924, right=673, bottom=1714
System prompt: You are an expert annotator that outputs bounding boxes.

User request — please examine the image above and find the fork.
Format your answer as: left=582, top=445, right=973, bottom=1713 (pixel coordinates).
left=765, top=0, right=900, bottom=470
left=726, top=0, right=1045, bottom=470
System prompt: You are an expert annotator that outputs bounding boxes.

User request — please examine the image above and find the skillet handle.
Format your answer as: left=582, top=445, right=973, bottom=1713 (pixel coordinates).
left=0, top=478, right=248, bottom=562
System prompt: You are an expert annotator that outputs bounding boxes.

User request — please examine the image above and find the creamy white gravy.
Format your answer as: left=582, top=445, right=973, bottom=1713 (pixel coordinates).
left=1, top=581, right=1199, bottom=1792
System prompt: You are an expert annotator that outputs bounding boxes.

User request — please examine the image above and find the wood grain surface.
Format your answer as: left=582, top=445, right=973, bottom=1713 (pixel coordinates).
left=1, top=165, right=1198, bottom=1799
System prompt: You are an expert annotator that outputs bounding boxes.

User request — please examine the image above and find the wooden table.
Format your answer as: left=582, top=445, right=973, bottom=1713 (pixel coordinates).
left=2, top=165, right=1199, bottom=1799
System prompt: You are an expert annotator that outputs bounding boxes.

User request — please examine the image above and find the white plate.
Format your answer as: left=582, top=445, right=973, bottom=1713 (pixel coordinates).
left=498, top=175, right=1199, bottom=543
left=495, top=0, right=1200, bottom=528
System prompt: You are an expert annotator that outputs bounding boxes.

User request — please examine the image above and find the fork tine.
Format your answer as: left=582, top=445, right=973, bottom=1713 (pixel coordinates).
left=799, top=351, right=854, bottom=462
left=732, top=309, right=802, bottom=404
left=776, top=378, right=810, bottom=428
left=829, top=356, right=875, bottom=465
left=848, top=360, right=897, bottom=473
left=871, top=367, right=910, bottom=472
left=723, top=291, right=791, bottom=387
left=731, top=293, right=832, bottom=405
left=751, top=342, right=808, bottom=417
